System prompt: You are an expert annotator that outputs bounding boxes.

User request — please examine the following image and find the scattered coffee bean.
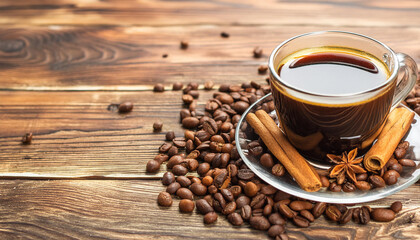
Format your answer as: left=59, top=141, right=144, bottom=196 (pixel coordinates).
left=166, top=182, right=181, bottom=194
left=369, top=175, right=386, bottom=188
left=177, top=176, right=192, bottom=187
left=179, top=199, right=195, bottom=212
left=325, top=205, right=341, bottom=222
left=278, top=204, right=295, bottom=219
left=153, top=121, right=163, bottom=132
left=157, top=192, right=172, bottom=207
left=173, top=82, right=183, bottom=91
left=204, top=80, right=214, bottom=90
left=253, top=47, right=263, bottom=58
left=269, top=213, right=285, bottom=225
left=220, top=32, right=230, bottom=38
left=268, top=225, right=285, bottom=238
left=371, top=208, right=395, bottom=222
left=260, top=153, right=274, bottom=168
left=258, top=65, right=268, bottom=74
left=250, top=216, right=271, bottom=230
left=166, top=131, right=176, bottom=141
left=204, top=212, right=218, bottom=224
left=176, top=188, right=194, bottom=200
left=359, top=206, right=371, bottom=224
left=339, top=209, right=353, bottom=224
left=383, top=170, right=400, bottom=185
left=118, top=102, right=133, bottom=113
left=292, top=216, right=310, bottom=228
left=162, top=53, right=168, bottom=58
left=237, top=169, right=255, bottom=180
left=153, top=83, right=165, bottom=92
left=180, top=40, right=189, bottom=49
left=182, top=94, right=194, bottom=104
left=236, top=195, right=251, bottom=209
left=244, top=182, right=259, bottom=197
left=390, top=201, right=403, bottom=213
left=182, top=117, right=200, bottom=129
left=342, top=182, right=356, bottom=192
left=196, top=199, right=214, bottom=214
left=146, top=160, right=161, bottom=173
left=300, top=210, right=315, bottom=222
left=289, top=201, right=312, bottom=211
left=312, top=202, right=327, bottom=218
left=228, top=213, right=244, bottom=226
left=355, top=181, right=371, bottom=191
left=190, top=183, right=207, bottom=196
left=271, top=163, right=285, bottom=177
left=21, top=133, right=33, bottom=144
left=162, top=172, right=176, bottom=185
left=320, top=176, right=330, bottom=188
left=398, top=159, right=416, bottom=167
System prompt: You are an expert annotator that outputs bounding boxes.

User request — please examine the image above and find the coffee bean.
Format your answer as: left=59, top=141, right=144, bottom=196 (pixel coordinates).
left=222, top=201, right=237, bottom=215
left=312, top=202, right=327, bottom=218
left=325, top=205, right=341, bottom=222
left=118, top=102, right=133, bottom=113
left=369, top=175, right=386, bottom=188
left=292, top=216, right=310, bottom=228
left=253, top=47, right=263, bottom=58
left=250, top=216, right=271, bottom=230
left=204, top=80, right=214, bottom=90
left=213, top=171, right=228, bottom=188
left=352, top=207, right=361, bottom=223
left=236, top=195, right=251, bottom=208
left=269, top=213, right=286, bottom=225
left=250, top=194, right=266, bottom=210
left=177, top=176, right=192, bottom=187
left=162, top=53, right=168, bottom=58
left=166, top=182, right=181, bottom=194
left=278, top=204, right=295, bottom=219
left=202, top=176, right=213, bottom=186
left=196, top=199, right=214, bottom=214
left=167, top=155, right=183, bottom=169
left=189, top=90, right=200, bottom=99
left=220, top=32, right=230, bottom=38
left=398, top=159, right=416, bottom=167
left=146, top=160, right=161, bottom=173
left=229, top=85, right=242, bottom=92
left=180, top=40, right=188, bottom=49
left=390, top=201, right=403, bottom=213
left=217, top=93, right=234, bottom=104
left=228, top=213, right=244, bottom=226
left=166, top=131, right=176, bottom=141
left=320, top=176, right=330, bottom=188
left=203, top=212, right=218, bottom=224
left=176, top=188, right=194, bottom=200
left=394, top=147, right=407, bottom=159
left=300, top=210, right=315, bottom=222
left=172, top=165, right=188, bottom=176
left=263, top=204, right=273, bottom=216
left=383, top=170, right=400, bottom=185
left=173, top=82, right=183, bottom=90
left=342, top=182, right=356, bottom=192
left=237, top=169, right=255, bottom=180
left=339, top=209, right=353, bottom=224
left=388, top=162, right=403, bottom=173
left=167, top=146, right=178, bottom=157
left=268, top=225, right=285, bottom=238
left=260, top=185, right=277, bottom=195
left=220, top=189, right=234, bottom=202
left=240, top=205, right=252, bottom=220
left=162, top=172, right=176, bottom=185
left=260, top=153, right=274, bottom=168
left=179, top=109, right=191, bottom=121
left=203, top=119, right=218, bottom=135
left=182, top=117, right=200, bottom=129
left=356, top=173, right=368, bottom=181
left=179, top=199, right=195, bottom=213
left=154, top=154, right=169, bottom=164
left=152, top=121, right=163, bottom=132
left=244, top=182, right=259, bottom=197
left=197, top=162, right=211, bottom=176
left=233, top=101, right=250, bottom=114
left=154, top=83, right=165, bottom=92
left=328, top=182, right=342, bottom=192
left=182, top=94, right=194, bottom=104
left=355, top=181, right=371, bottom=191
left=371, top=208, right=395, bottom=222
left=271, top=163, right=285, bottom=177
left=157, top=192, right=173, bottom=208
left=172, top=137, right=186, bottom=148
left=190, top=183, right=207, bottom=196
left=333, top=204, right=348, bottom=214
left=289, top=201, right=313, bottom=211
left=358, top=206, right=370, bottom=225
left=258, top=65, right=268, bottom=74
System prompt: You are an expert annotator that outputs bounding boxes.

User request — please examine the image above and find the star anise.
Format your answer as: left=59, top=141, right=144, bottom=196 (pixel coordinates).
left=328, top=148, right=366, bottom=184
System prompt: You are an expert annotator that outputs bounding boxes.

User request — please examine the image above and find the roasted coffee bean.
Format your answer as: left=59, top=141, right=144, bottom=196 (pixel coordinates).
left=325, top=205, right=341, bottom=222
left=250, top=194, right=267, bottom=210
left=180, top=40, right=189, bottom=49
left=252, top=208, right=264, bottom=216
left=244, top=182, right=259, bottom=197
left=177, top=176, right=192, bottom=187
left=173, top=137, right=186, bottom=148
left=153, top=121, right=163, bottom=131
left=220, top=32, right=230, bottom=38
left=339, top=209, right=353, bottom=224
left=204, top=80, right=214, bottom=90
left=383, top=170, right=400, bottom=185
left=342, top=182, right=356, bottom=192
left=229, top=185, right=241, bottom=198
left=277, top=233, right=290, bottom=240
left=371, top=208, right=395, bottom=222
left=208, top=185, right=218, bottom=194
left=359, top=206, right=371, bottom=224
left=189, top=90, right=200, bottom=99
left=263, top=204, right=273, bottom=216
left=202, top=176, right=213, bottom=186
left=220, top=122, right=233, bottom=132
left=398, top=159, right=416, bottom=167
left=180, top=109, right=191, bottom=120
left=221, top=189, right=234, bottom=202
left=157, top=192, right=172, bottom=207
left=217, top=93, right=234, bottom=104
left=236, top=195, right=251, bottom=208
left=250, top=216, right=271, bottom=230
left=118, top=102, right=134, bottom=113
left=159, top=143, right=172, bottom=153
left=154, top=83, right=165, bottom=92
left=247, top=141, right=263, bottom=157
left=289, top=201, right=313, bottom=211
left=260, top=185, right=277, bottom=195
left=162, top=172, right=176, bottom=185
left=388, top=162, right=403, bottom=173
left=328, top=182, right=342, bottom=192
left=390, top=201, right=403, bottom=213
left=268, top=225, right=285, bottom=238
left=253, top=47, right=263, bottom=58
left=203, top=119, right=218, bottom=135
left=356, top=173, right=368, bottom=181
left=300, top=210, right=315, bottom=222
left=355, top=181, right=371, bottom=191
left=187, top=159, right=199, bottom=171
left=176, top=188, right=194, bottom=200
left=154, top=154, right=169, bottom=164
left=292, top=216, right=310, bottom=228
left=213, top=171, right=228, bottom=188
left=260, top=153, right=274, bottom=168
left=210, top=135, right=224, bottom=143
left=271, top=163, right=285, bottom=177
left=172, top=165, right=188, bottom=176
left=278, top=204, right=295, bottom=219
left=369, top=175, right=386, bottom=188
left=182, top=94, right=194, bottom=104
left=196, top=199, right=214, bottom=214
left=166, top=131, right=176, bottom=141
left=222, top=201, right=237, bottom=215
left=167, top=146, right=178, bottom=157
left=386, top=158, right=399, bottom=168
left=228, top=213, right=244, bottom=226
left=258, top=65, right=268, bottom=74
left=269, top=213, right=286, bottom=225
left=213, top=192, right=227, bottom=209
left=197, top=162, right=211, bottom=176
left=394, top=148, right=407, bottom=159
left=172, top=82, right=183, bottom=90
left=167, top=155, right=184, bottom=169
left=333, top=204, right=348, bottom=214
left=179, top=199, right=195, bottom=213
left=204, top=212, right=218, bottom=224
left=182, top=117, right=200, bottom=129
left=146, top=160, right=161, bottom=173
left=233, top=101, right=250, bottom=114
left=320, top=176, right=330, bottom=188
left=238, top=169, right=255, bottom=180
left=218, top=84, right=230, bottom=92
left=190, top=183, right=207, bottom=196
left=166, top=182, right=181, bottom=194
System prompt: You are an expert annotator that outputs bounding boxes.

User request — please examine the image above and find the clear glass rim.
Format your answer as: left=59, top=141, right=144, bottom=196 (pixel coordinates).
left=268, top=30, right=400, bottom=98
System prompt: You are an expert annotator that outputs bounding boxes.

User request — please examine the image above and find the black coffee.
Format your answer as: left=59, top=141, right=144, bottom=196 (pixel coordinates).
left=271, top=48, right=394, bottom=161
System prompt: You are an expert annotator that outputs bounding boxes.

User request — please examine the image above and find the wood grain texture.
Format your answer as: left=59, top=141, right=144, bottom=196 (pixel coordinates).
left=0, top=0, right=420, bottom=28
left=0, top=180, right=418, bottom=240
left=0, top=26, right=419, bottom=90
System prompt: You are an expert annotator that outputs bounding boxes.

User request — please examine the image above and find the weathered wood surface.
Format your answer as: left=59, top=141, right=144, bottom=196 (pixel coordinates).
left=0, top=26, right=419, bottom=90
left=0, top=180, right=418, bottom=240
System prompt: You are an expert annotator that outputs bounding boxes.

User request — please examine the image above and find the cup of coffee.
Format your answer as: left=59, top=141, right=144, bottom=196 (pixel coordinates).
left=268, top=31, right=418, bottom=163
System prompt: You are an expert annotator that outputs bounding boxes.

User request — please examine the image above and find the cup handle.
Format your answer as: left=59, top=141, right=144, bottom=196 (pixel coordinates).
left=392, top=53, right=418, bottom=107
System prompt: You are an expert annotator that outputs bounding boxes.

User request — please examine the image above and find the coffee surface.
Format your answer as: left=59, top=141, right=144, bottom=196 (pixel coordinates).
left=278, top=49, right=389, bottom=95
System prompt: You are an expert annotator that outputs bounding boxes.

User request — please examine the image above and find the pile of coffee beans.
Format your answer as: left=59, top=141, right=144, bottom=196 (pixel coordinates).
left=148, top=80, right=408, bottom=239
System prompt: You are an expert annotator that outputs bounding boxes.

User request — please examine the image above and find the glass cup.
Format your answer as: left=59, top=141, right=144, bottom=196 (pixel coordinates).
left=268, top=31, right=418, bottom=164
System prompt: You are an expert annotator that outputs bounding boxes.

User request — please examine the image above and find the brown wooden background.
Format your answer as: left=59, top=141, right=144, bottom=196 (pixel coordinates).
left=0, top=0, right=419, bottom=239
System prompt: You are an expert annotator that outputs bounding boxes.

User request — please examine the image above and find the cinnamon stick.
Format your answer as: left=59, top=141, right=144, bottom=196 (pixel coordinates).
left=364, top=107, right=415, bottom=172
left=246, top=111, right=321, bottom=192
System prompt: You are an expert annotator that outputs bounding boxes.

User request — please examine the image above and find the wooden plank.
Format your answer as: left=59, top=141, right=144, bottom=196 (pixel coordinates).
left=0, top=90, right=226, bottom=177
left=0, top=26, right=419, bottom=90
left=0, top=179, right=418, bottom=239
left=0, top=0, right=420, bottom=28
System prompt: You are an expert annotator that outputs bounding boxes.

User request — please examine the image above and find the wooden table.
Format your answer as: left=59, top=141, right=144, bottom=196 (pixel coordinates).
left=0, top=1, right=419, bottom=239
